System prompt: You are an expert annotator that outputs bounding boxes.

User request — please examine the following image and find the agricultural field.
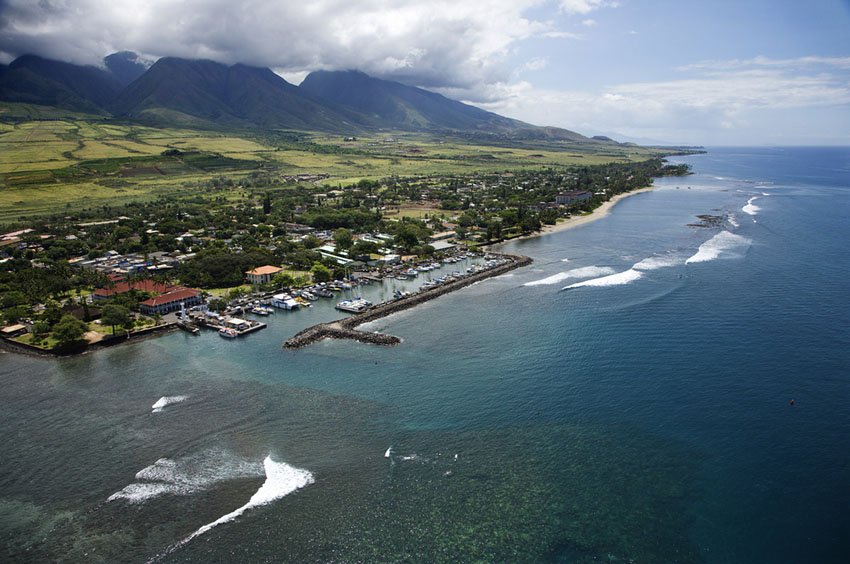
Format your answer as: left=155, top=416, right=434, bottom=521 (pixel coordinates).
left=0, top=103, right=667, bottom=225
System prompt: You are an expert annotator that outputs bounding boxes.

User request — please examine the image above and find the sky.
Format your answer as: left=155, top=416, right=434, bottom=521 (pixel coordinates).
left=1, top=0, right=849, bottom=145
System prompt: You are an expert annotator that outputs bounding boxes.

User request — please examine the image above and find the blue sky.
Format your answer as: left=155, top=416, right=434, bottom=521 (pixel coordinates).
left=1, top=0, right=848, bottom=144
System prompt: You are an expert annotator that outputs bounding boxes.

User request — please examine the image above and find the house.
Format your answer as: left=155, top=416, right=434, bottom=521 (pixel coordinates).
left=1, top=324, right=28, bottom=338
left=555, top=190, right=592, bottom=206
left=138, top=287, right=201, bottom=315
left=245, top=265, right=283, bottom=285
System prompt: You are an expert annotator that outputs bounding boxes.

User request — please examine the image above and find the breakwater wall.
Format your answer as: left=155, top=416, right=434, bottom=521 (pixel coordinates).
left=284, top=253, right=531, bottom=349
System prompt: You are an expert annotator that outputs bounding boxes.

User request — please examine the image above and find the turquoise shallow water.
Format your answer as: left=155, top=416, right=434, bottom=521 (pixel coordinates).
left=1, top=147, right=848, bottom=562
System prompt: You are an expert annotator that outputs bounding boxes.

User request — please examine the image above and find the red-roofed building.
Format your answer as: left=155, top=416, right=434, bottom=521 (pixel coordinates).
left=245, top=265, right=282, bottom=284
left=93, top=279, right=173, bottom=299
left=138, top=287, right=201, bottom=315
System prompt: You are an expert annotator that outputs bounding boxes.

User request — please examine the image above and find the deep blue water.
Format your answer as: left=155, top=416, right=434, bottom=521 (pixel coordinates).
left=1, top=146, right=848, bottom=562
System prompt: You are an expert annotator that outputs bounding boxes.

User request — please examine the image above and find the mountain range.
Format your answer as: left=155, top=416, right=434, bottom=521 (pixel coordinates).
left=0, top=52, right=605, bottom=142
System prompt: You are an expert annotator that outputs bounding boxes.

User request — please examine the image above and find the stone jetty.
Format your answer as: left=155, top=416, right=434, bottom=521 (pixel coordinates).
left=283, top=253, right=532, bottom=349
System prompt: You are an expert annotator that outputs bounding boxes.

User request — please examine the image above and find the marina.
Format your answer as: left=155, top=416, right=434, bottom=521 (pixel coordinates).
left=284, top=253, right=532, bottom=349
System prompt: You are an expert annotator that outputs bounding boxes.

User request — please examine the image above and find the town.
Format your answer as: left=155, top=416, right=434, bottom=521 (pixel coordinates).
left=0, top=158, right=689, bottom=353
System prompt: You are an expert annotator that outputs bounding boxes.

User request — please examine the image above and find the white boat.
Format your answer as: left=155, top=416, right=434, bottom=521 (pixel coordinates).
left=335, top=298, right=372, bottom=313
left=218, top=327, right=238, bottom=338
left=271, top=293, right=300, bottom=310
left=250, top=305, right=273, bottom=315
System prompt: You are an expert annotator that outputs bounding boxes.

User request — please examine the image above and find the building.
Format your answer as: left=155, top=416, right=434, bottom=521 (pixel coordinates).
left=1, top=324, right=28, bottom=338
left=555, top=190, right=592, bottom=206
left=92, top=279, right=173, bottom=300
left=245, top=265, right=283, bottom=285
left=138, top=287, right=202, bottom=315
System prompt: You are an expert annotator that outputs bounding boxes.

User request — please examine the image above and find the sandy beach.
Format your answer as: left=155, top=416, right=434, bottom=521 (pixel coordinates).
left=508, top=186, right=656, bottom=243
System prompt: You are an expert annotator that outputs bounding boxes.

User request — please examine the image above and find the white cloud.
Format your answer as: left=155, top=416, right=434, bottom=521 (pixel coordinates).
left=541, top=30, right=585, bottom=39
left=581, top=19, right=597, bottom=26
left=677, top=55, right=850, bottom=72
left=522, top=57, right=549, bottom=71
left=0, top=0, right=555, bottom=93
left=485, top=62, right=850, bottom=144
left=558, top=0, right=618, bottom=15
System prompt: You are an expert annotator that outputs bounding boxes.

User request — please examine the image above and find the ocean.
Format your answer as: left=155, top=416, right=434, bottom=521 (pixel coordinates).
left=1, top=146, right=848, bottom=563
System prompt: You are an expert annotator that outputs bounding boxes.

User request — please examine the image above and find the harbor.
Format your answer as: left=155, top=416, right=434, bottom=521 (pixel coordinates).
left=283, top=252, right=532, bottom=349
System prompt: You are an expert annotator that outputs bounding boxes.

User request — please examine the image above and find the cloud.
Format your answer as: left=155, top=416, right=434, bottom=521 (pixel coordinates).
left=0, top=0, right=562, bottom=94
left=482, top=60, right=850, bottom=144
left=677, top=55, right=850, bottom=72
left=558, top=0, right=618, bottom=15
left=522, top=57, right=549, bottom=71
left=581, top=19, right=597, bottom=26
left=541, top=30, right=585, bottom=39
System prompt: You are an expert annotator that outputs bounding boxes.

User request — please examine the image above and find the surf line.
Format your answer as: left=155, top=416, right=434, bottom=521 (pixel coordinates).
left=283, top=252, right=532, bottom=349
left=150, top=456, right=314, bottom=562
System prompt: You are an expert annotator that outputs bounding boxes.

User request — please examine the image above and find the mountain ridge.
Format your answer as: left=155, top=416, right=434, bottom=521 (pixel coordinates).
left=0, top=53, right=608, bottom=142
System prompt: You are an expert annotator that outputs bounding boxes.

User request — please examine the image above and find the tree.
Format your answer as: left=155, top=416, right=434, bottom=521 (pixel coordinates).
left=262, top=192, right=272, bottom=215
left=272, top=271, right=296, bottom=289
left=310, top=262, right=332, bottom=283
left=101, top=304, right=131, bottom=335
left=52, top=314, right=88, bottom=349
left=394, top=225, right=419, bottom=251
left=333, top=228, right=353, bottom=251
left=31, top=320, right=50, bottom=341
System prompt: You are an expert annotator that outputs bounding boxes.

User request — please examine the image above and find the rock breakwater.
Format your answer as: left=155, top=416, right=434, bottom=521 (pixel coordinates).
left=283, top=253, right=531, bottom=349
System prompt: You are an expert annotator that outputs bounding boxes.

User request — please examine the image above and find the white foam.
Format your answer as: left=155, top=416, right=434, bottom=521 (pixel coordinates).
left=563, top=269, right=643, bottom=289
left=108, top=450, right=263, bottom=504
left=685, top=231, right=751, bottom=264
left=177, top=456, right=314, bottom=545
left=151, top=395, right=188, bottom=413
left=524, top=266, right=615, bottom=286
left=742, top=196, right=761, bottom=216
left=632, top=255, right=682, bottom=271
left=384, top=446, right=393, bottom=458
left=561, top=258, right=570, bottom=262
left=728, top=214, right=740, bottom=228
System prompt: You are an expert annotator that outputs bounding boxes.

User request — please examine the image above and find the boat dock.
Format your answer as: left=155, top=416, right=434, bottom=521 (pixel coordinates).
left=283, top=252, right=531, bottom=349
left=190, top=314, right=267, bottom=336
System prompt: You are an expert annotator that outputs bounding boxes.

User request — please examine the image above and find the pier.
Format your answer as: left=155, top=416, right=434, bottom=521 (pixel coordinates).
left=284, top=253, right=531, bottom=349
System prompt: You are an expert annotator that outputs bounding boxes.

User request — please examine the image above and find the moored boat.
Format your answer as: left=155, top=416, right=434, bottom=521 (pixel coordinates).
left=218, top=327, right=238, bottom=338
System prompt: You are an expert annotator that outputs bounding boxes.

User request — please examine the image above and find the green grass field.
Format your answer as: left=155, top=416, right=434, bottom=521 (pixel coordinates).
left=0, top=102, right=667, bottom=225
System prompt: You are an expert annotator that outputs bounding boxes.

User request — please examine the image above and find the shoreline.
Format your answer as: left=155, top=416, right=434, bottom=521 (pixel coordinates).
left=498, top=186, right=656, bottom=246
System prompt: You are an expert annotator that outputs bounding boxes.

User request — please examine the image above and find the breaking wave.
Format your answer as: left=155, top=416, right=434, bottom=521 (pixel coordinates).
left=685, top=231, right=751, bottom=264
left=742, top=196, right=761, bottom=215
left=563, top=269, right=643, bottom=289
left=151, top=395, right=188, bottom=413
left=632, top=255, right=683, bottom=271
left=174, top=456, right=313, bottom=546
left=524, top=266, right=616, bottom=286
left=108, top=450, right=263, bottom=503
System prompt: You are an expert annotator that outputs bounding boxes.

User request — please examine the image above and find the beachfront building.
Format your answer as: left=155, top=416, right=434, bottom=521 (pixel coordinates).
left=92, top=279, right=174, bottom=300
left=555, top=190, right=592, bottom=206
left=138, top=287, right=201, bottom=315
left=245, top=265, right=283, bottom=285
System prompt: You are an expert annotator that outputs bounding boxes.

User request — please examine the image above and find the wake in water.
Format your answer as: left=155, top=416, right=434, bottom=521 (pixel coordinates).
left=159, top=456, right=314, bottom=557
left=524, top=266, right=615, bottom=286
left=685, top=231, right=751, bottom=264
left=108, top=449, right=263, bottom=503
left=151, top=395, right=188, bottom=413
